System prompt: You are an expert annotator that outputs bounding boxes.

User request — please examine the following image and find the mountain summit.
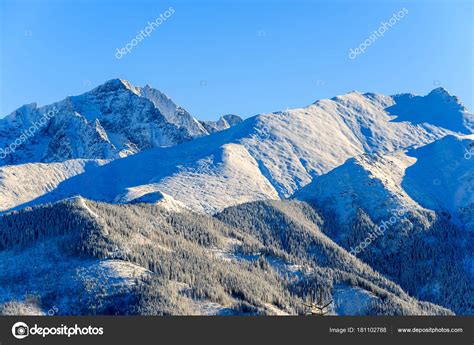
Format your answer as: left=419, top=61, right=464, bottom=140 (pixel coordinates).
left=3, top=86, right=471, bottom=215
left=387, top=87, right=473, bottom=134
left=0, top=83, right=472, bottom=316
left=0, top=79, right=241, bottom=166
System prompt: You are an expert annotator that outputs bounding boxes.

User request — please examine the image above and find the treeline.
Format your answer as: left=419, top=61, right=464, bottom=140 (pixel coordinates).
left=305, top=199, right=474, bottom=315
left=0, top=200, right=97, bottom=250
left=0, top=198, right=454, bottom=316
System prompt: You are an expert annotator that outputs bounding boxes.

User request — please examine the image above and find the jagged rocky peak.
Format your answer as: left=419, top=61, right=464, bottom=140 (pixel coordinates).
left=201, top=114, right=243, bottom=133
left=0, top=78, right=243, bottom=166
left=0, top=78, right=192, bottom=165
left=90, top=78, right=140, bottom=95
left=137, top=83, right=209, bottom=137
left=221, top=114, right=243, bottom=126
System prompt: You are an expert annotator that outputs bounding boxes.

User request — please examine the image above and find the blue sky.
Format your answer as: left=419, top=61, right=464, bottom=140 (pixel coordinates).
left=0, top=0, right=472, bottom=120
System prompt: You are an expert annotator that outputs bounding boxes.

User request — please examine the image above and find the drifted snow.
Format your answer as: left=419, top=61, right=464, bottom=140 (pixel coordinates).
left=0, top=159, right=108, bottom=212
left=81, top=259, right=150, bottom=286
left=295, top=135, right=473, bottom=229
left=1, top=87, right=471, bottom=215
left=333, top=284, right=378, bottom=315
left=155, top=143, right=279, bottom=213
left=0, top=79, right=214, bottom=166
left=402, top=135, right=474, bottom=228
left=115, top=186, right=188, bottom=213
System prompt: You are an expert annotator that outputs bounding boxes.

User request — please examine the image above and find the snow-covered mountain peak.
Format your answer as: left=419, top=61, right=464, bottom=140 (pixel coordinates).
left=221, top=114, right=242, bottom=125
left=388, top=88, right=471, bottom=134
left=402, top=135, right=474, bottom=227
left=2, top=85, right=472, bottom=216
left=429, top=86, right=450, bottom=95
left=1, top=82, right=473, bottom=317
left=2, top=102, right=39, bottom=125
left=325, top=90, right=396, bottom=114
left=91, top=78, right=140, bottom=95
left=138, top=84, right=172, bottom=102
left=137, top=84, right=208, bottom=137
left=330, top=90, right=363, bottom=102
left=427, top=87, right=466, bottom=109
left=1, top=78, right=245, bottom=166
left=200, top=114, right=243, bottom=133
left=294, top=134, right=473, bottom=230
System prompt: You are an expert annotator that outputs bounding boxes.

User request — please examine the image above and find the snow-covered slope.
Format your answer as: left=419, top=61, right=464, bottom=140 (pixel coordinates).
left=292, top=137, right=474, bottom=314
left=138, top=84, right=209, bottom=137
left=115, top=188, right=188, bottom=213
left=0, top=198, right=452, bottom=315
left=388, top=88, right=473, bottom=134
left=293, top=151, right=430, bottom=226
left=294, top=135, right=473, bottom=230
left=0, top=79, right=235, bottom=166
left=1, top=83, right=471, bottom=315
left=402, top=136, right=474, bottom=228
left=233, top=89, right=464, bottom=198
left=4, top=88, right=469, bottom=214
left=0, top=159, right=108, bottom=212
left=12, top=132, right=280, bottom=214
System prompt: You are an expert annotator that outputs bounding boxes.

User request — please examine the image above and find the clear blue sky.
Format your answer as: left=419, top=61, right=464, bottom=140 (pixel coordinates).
left=1, top=0, right=472, bottom=120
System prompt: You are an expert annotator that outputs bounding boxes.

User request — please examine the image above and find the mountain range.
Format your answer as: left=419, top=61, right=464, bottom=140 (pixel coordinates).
left=0, top=79, right=242, bottom=166
left=0, top=79, right=472, bottom=316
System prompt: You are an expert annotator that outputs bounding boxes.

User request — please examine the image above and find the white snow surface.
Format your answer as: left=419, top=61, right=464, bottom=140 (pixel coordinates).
left=0, top=79, right=211, bottom=165
left=333, top=284, right=379, bottom=315
left=0, top=159, right=108, bottom=212
left=1, top=87, right=471, bottom=214
left=138, top=84, right=209, bottom=137
left=295, top=135, right=473, bottom=229
left=115, top=186, right=188, bottom=213
left=0, top=237, right=149, bottom=315
left=402, top=135, right=474, bottom=228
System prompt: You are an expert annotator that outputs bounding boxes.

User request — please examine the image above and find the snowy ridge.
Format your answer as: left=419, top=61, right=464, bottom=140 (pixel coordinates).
left=23, top=138, right=280, bottom=214
left=0, top=159, right=108, bottom=212
left=115, top=187, right=188, bottom=213
left=138, top=85, right=209, bottom=137
left=0, top=82, right=472, bottom=316
left=0, top=79, right=240, bottom=166
left=201, top=114, right=243, bottom=133
left=294, top=135, right=473, bottom=229
left=2, top=88, right=470, bottom=214
left=291, top=139, right=473, bottom=314
left=237, top=90, right=458, bottom=198
left=388, top=87, right=473, bottom=134
left=402, top=135, right=474, bottom=228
